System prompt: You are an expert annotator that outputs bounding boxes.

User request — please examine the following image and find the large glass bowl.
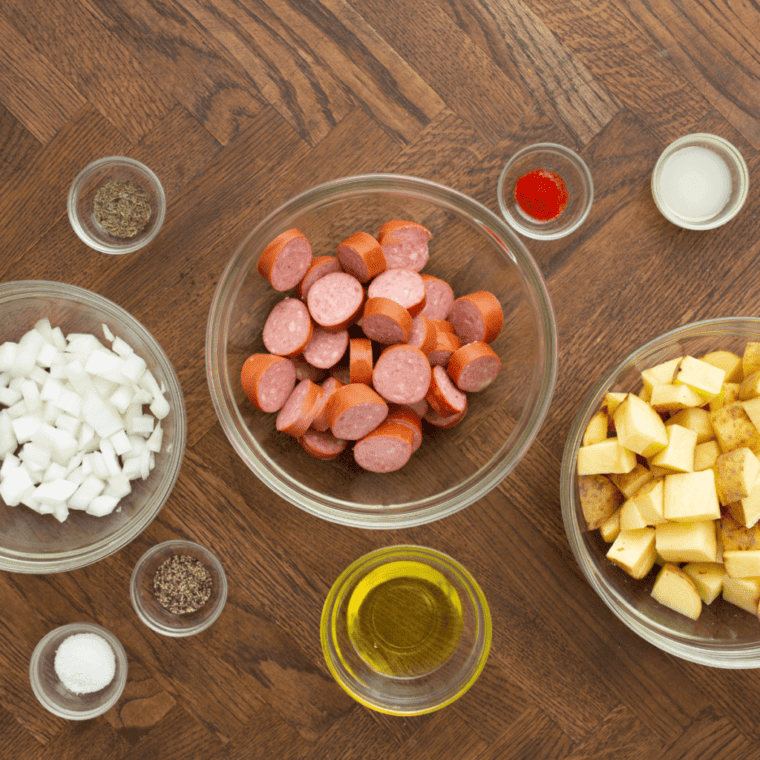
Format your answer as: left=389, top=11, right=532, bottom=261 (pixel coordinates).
left=206, top=174, right=557, bottom=529
left=561, top=317, right=760, bottom=667
left=0, top=281, right=186, bottom=573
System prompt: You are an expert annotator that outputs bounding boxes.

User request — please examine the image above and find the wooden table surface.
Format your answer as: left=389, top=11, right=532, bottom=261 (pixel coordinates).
left=2, top=1, right=760, bottom=758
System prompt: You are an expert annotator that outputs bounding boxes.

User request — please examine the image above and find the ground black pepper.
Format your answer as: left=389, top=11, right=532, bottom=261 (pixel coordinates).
left=153, top=554, right=212, bottom=614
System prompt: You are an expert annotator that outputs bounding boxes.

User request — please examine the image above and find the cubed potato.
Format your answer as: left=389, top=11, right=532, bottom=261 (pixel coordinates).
left=650, top=383, right=704, bottom=413
left=606, top=528, right=657, bottom=579
left=710, top=382, right=741, bottom=413
left=577, top=439, right=636, bottom=476
left=666, top=407, right=714, bottom=444
left=603, top=392, right=627, bottom=417
left=650, top=424, right=697, bottom=473
left=620, top=498, right=649, bottom=531
left=740, top=371, right=760, bottom=401
left=719, top=514, right=760, bottom=551
left=694, top=440, right=721, bottom=471
left=674, top=355, right=726, bottom=401
left=742, top=342, right=760, bottom=378
left=727, top=480, right=760, bottom=528
left=630, top=477, right=666, bottom=525
left=655, top=520, right=718, bottom=563
left=682, top=562, right=726, bottom=604
left=710, top=401, right=760, bottom=454
left=651, top=563, right=702, bottom=620
left=723, top=550, right=760, bottom=578
left=600, top=509, right=621, bottom=543
left=722, top=576, right=760, bottom=614
left=641, top=357, right=682, bottom=395
left=578, top=474, right=624, bottom=530
left=663, top=469, right=720, bottom=522
left=714, top=447, right=760, bottom=505
left=613, top=393, right=668, bottom=457
left=700, top=350, right=743, bottom=383
left=610, top=463, right=653, bottom=499
left=742, top=396, right=760, bottom=433
left=582, top=410, right=609, bottom=446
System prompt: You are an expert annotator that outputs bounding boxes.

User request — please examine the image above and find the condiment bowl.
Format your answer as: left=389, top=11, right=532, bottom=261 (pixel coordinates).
left=29, top=622, right=128, bottom=720
left=130, top=540, right=228, bottom=637
left=561, top=317, right=760, bottom=668
left=651, top=133, right=749, bottom=230
left=321, top=545, right=491, bottom=715
left=206, top=173, right=558, bottom=529
left=497, top=143, right=594, bottom=240
left=68, top=156, right=166, bottom=254
left=0, top=281, right=186, bottom=573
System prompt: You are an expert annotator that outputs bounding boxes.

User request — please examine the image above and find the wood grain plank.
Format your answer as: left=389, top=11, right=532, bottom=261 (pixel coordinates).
left=436, top=0, right=620, bottom=144
left=0, top=104, right=42, bottom=186
left=348, top=0, right=535, bottom=145
left=223, top=702, right=312, bottom=760
left=103, top=659, right=178, bottom=745
left=564, top=704, right=663, bottom=760
left=35, top=721, right=130, bottom=760
left=78, top=0, right=267, bottom=145
left=386, top=711, right=487, bottom=760
left=620, top=0, right=760, bottom=147
left=0, top=104, right=130, bottom=271
left=0, top=0, right=174, bottom=143
left=520, top=0, right=712, bottom=145
left=0, top=12, right=86, bottom=144
left=473, top=704, right=575, bottom=760
left=0, top=703, right=44, bottom=760
left=659, top=707, right=755, bottom=760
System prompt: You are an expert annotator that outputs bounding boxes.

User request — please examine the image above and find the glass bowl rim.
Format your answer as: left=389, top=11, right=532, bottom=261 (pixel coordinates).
left=497, top=142, right=594, bottom=240
left=130, top=539, right=228, bottom=637
left=29, top=621, right=129, bottom=720
left=560, top=316, right=760, bottom=668
left=0, top=280, right=187, bottom=573
left=67, top=156, right=167, bottom=255
left=205, top=172, right=558, bottom=529
left=320, top=543, right=492, bottom=715
left=650, top=133, right=749, bottom=231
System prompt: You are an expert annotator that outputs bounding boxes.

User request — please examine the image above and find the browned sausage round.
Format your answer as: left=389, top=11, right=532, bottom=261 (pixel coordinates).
left=302, top=327, right=349, bottom=369
left=337, top=231, right=387, bottom=283
left=299, top=429, right=348, bottom=460
left=327, top=383, right=389, bottom=440
left=307, top=272, right=365, bottom=331
left=296, top=255, right=342, bottom=300
left=349, top=338, right=373, bottom=384
left=377, top=220, right=431, bottom=271
left=353, top=421, right=415, bottom=472
left=367, top=269, right=426, bottom=317
left=362, top=297, right=413, bottom=345
left=447, top=341, right=501, bottom=392
left=276, top=379, right=325, bottom=437
left=263, top=298, right=313, bottom=357
left=372, top=344, right=431, bottom=404
left=240, top=353, right=297, bottom=413
left=419, top=274, right=455, bottom=320
left=311, top=376, right=344, bottom=432
left=426, top=365, right=467, bottom=416
left=448, top=291, right=503, bottom=344
left=258, top=229, right=313, bottom=291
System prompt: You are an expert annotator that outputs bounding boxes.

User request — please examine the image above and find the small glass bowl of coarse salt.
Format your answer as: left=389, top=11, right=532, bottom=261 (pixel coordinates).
left=29, top=622, right=128, bottom=720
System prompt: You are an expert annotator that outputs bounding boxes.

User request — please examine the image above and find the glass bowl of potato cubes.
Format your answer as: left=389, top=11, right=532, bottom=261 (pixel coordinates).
left=561, top=317, right=760, bottom=668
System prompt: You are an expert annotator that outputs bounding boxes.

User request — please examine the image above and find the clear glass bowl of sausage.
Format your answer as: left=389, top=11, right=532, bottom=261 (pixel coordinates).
left=206, top=174, right=558, bottom=529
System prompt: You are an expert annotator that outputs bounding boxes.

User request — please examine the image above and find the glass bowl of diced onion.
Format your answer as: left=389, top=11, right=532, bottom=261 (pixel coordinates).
left=561, top=317, right=760, bottom=668
left=0, top=281, right=186, bottom=573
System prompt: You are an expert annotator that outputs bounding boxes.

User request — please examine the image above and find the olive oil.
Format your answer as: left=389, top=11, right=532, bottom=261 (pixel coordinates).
left=346, top=560, right=464, bottom=678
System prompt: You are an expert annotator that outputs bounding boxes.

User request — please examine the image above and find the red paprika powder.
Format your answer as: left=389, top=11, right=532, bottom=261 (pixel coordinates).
left=514, top=169, right=568, bottom=221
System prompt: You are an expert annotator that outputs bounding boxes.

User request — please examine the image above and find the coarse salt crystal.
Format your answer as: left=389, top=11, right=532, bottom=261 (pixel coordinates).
left=54, top=632, right=116, bottom=694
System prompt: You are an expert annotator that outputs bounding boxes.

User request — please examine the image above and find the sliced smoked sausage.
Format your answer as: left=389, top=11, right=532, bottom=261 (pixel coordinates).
left=353, top=421, right=415, bottom=473
left=372, top=344, right=431, bottom=404
left=240, top=353, right=297, bottom=413
left=377, top=220, right=431, bottom=271
left=258, top=229, right=313, bottom=291
left=448, top=291, right=503, bottom=344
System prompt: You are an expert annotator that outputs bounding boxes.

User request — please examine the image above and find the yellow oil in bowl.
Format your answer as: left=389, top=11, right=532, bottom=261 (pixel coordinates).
left=346, top=560, right=464, bottom=678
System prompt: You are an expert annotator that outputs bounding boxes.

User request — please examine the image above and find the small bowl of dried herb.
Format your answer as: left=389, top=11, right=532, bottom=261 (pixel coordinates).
left=68, top=156, right=166, bottom=254
left=130, top=540, right=227, bottom=637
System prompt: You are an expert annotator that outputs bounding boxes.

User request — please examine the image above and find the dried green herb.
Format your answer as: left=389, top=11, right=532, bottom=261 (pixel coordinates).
left=153, top=554, right=213, bottom=614
left=93, top=178, right=151, bottom=239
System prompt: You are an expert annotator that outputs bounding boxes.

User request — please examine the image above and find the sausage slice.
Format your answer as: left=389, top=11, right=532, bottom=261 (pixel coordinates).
left=240, top=353, right=297, bottom=412
left=353, top=421, right=415, bottom=473
left=448, top=291, right=503, bottom=344
left=447, top=341, right=501, bottom=392
left=377, top=220, right=431, bottom=271
left=258, top=229, right=313, bottom=291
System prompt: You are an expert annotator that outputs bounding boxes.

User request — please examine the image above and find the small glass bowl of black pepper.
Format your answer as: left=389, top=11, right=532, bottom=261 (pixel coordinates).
left=130, top=540, right=228, bottom=637
left=68, top=156, right=166, bottom=254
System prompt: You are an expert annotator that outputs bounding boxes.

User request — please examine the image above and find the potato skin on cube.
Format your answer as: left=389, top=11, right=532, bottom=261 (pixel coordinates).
left=578, top=474, right=624, bottom=530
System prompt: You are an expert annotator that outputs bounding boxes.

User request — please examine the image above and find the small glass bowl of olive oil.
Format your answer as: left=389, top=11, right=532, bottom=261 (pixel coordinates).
left=320, top=545, right=491, bottom=716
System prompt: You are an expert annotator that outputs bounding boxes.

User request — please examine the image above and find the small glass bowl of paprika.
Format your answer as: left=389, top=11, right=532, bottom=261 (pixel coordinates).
left=497, top=143, right=593, bottom=240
